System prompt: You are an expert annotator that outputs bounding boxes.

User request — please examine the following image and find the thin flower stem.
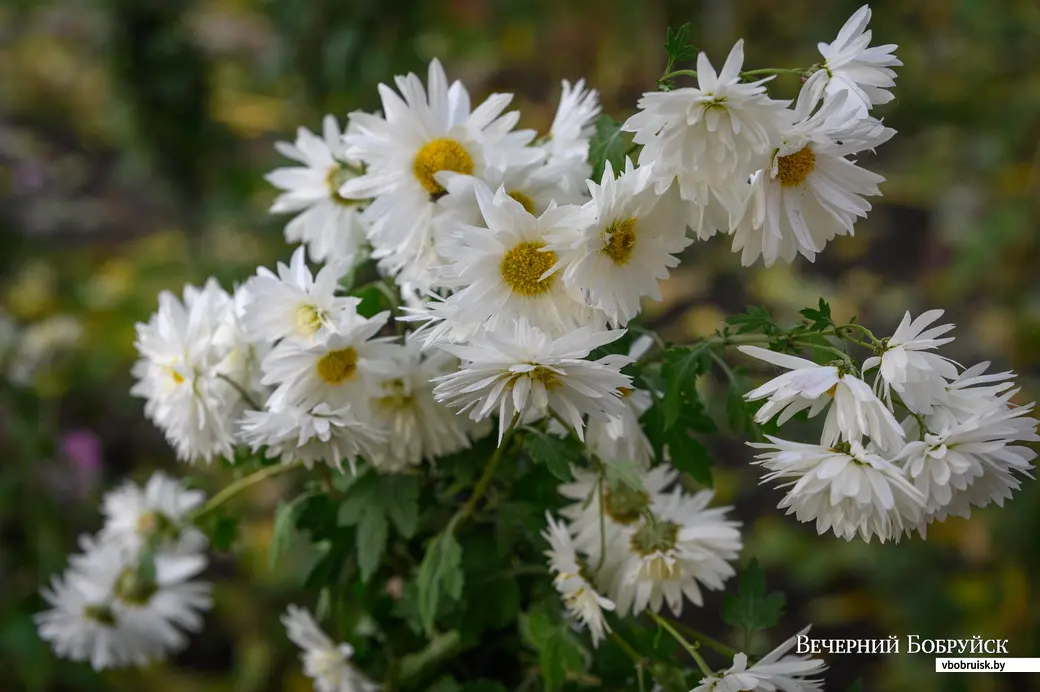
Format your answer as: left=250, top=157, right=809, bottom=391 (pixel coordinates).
left=216, top=373, right=262, bottom=411
left=836, top=322, right=883, bottom=347
left=451, top=412, right=522, bottom=530
left=596, top=472, right=608, bottom=572
left=648, top=610, right=713, bottom=677
left=666, top=616, right=740, bottom=660
left=739, top=67, right=808, bottom=78
left=609, top=630, right=646, bottom=667
left=188, top=460, right=302, bottom=524
left=661, top=68, right=698, bottom=81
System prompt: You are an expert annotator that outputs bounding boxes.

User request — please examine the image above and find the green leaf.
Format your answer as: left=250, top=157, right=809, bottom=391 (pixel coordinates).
left=666, top=431, right=714, bottom=487
left=604, top=458, right=645, bottom=493
left=270, top=492, right=315, bottom=568
left=589, top=114, right=628, bottom=182
left=722, top=559, right=785, bottom=640
left=664, top=23, right=698, bottom=63
left=356, top=508, right=388, bottom=582
left=200, top=513, right=238, bottom=551
left=726, top=305, right=781, bottom=335
left=660, top=344, right=712, bottom=431
left=417, top=531, right=465, bottom=634
left=799, top=298, right=833, bottom=331
left=353, top=282, right=392, bottom=318
left=523, top=427, right=580, bottom=481
left=520, top=612, right=585, bottom=692
left=386, top=475, right=420, bottom=538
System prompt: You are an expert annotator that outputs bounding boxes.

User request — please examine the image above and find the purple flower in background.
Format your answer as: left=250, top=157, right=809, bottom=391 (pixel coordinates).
left=55, top=428, right=103, bottom=497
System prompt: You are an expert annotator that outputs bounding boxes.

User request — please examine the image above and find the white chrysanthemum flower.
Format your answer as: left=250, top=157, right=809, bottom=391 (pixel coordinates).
left=623, top=40, right=790, bottom=237
left=367, top=341, right=472, bottom=472
left=282, top=605, right=379, bottom=692
left=862, top=309, right=957, bottom=414
left=693, top=625, right=826, bottom=692
left=266, top=115, right=369, bottom=264
left=610, top=487, right=742, bottom=617
left=803, top=4, right=902, bottom=118
left=260, top=310, right=393, bottom=412
left=99, top=472, right=206, bottom=554
left=239, top=247, right=357, bottom=345
left=437, top=181, right=598, bottom=336
left=542, top=79, right=601, bottom=195
left=432, top=319, right=631, bottom=443
left=751, top=437, right=925, bottom=542
left=214, top=284, right=269, bottom=399
left=739, top=345, right=905, bottom=454
left=341, top=59, right=540, bottom=287
left=438, top=160, right=587, bottom=226
left=730, top=88, right=894, bottom=267
left=551, top=160, right=690, bottom=327
left=36, top=539, right=211, bottom=670
left=587, top=385, right=655, bottom=468
left=130, top=280, right=242, bottom=463
left=899, top=390, right=1038, bottom=524
left=934, top=361, right=1017, bottom=424
left=239, top=403, right=385, bottom=474
left=542, top=513, right=615, bottom=647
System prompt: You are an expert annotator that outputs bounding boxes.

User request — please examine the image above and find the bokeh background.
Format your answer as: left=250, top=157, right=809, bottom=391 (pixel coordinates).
left=2, top=0, right=1039, bottom=690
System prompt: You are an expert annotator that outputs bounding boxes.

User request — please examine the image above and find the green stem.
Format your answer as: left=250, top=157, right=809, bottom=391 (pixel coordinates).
left=836, top=322, right=883, bottom=347
left=739, top=67, right=808, bottom=78
left=666, top=617, right=740, bottom=660
left=610, top=630, right=646, bottom=668
left=649, top=611, right=713, bottom=678
left=661, top=68, right=697, bottom=81
left=451, top=412, right=521, bottom=530
left=188, top=460, right=302, bottom=524
left=216, top=373, right=262, bottom=411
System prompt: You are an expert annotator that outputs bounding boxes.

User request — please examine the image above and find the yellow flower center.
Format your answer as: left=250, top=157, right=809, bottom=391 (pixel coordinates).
left=412, top=138, right=474, bottom=195
left=168, top=367, right=185, bottom=384
left=377, top=378, right=414, bottom=409
left=776, top=145, right=816, bottom=187
left=135, top=510, right=171, bottom=535
left=529, top=365, right=561, bottom=390
left=507, top=190, right=536, bottom=214
left=630, top=519, right=679, bottom=556
left=602, top=217, right=638, bottom=266
left=618, top=386, right=633, bottom=398
left=316, top=347, right=359, bottom=384
left=83, top=604, right=116, bottom=626
left=500, top=242, right=557, bottom=297
left=603, top=484, right=650, bottom=525
left=296, top=304, right=326, bottom=336
left=114, top=567, right=158, bottom=605
left=325, top=166, right=362, bottom=206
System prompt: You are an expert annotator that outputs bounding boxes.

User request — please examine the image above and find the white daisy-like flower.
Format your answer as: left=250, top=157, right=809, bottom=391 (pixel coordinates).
left=130, top=280, right=242, bottom=464
left=239, top=247, right=357, bottom=345
left=751, top=437, right=925, bottom=542
left=934, top=361, right=1018, bottom=424
left=609, top=486, right=742, bottom=617
left=366, top=341, right=472, bottom=472
left=282, top=605, right=379, bottom=692
left=542, top=79, right=601, bottom=195
left=341, top=59, right=540, bottom=286
left=36, top=539, right=211, bottom=670
left=260, top=309, right=393, bottom=412
left=551, top=160, right=690, bottom=327
left=213, top=284, right=269, bottom=399
left=266, top=115, right=369, bottom=264
left=623, top=40, right=790, bottom=237
left=862, top=309, right=957, bottom=414
left=693, top=625, right=826, bottom=692
left=730, top=88, right=894, bottom=267
left=99, top=472, right=206, bottom=554
left=437, top=181, right=598, bottom=336
left=542, top=513, right=616, bottom=647
left=432, top=318, right=632, bottom=443
left=239, top=403, right=386, bottom=474
left=803, top=4, right=902, bottom=118
left=739, top=345, right=906, bottom=454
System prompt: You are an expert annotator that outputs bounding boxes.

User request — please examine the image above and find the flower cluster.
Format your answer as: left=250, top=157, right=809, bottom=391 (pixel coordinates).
left=742, top=310, right=1038, bottom=543
left=35, top=473, right=212, bottom=669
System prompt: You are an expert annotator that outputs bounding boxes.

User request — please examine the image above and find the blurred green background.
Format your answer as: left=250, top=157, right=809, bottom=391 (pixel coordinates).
left=1, top=0, right=1038, bottom=690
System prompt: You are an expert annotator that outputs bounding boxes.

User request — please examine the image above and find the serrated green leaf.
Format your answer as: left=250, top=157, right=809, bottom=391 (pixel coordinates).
left=726, top=305, right=781, bottom=335
left=799, top=298, right=833, bottom=331
left=589, top=114, right=628, bottom=182
left=722, top=559, right=785, bottom=640
left=523, top=427, right=579, bottom=481
left=521, top=612, right=585, bottom=692
left=664, top=23, right=698, bottom=62
left=386, top=475, right=420, bottom=538
left=666, top=431, right=714, bottom=487
left=661, top=344, right=712, bottom=431
left=270, top=492, right=315, bottom=568
left=418, top=531, right=465, bottom=634
left=356, top=508, right=388, bottom=582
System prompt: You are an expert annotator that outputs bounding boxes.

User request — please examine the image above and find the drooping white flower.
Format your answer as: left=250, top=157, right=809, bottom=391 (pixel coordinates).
left=367, top=341, right=472, bottom=471
left=239, top=403, right=385, bottom=474
left=862, top=309, right=957, bottom=413
left=266, top=115, right=369, bottom=264
left=751, top=437, right=925, bottom=542
left=550, top=160, right=691, bottom=327
left=436, top=181, right=599, bottom=337
left=730, top=88, right=894, bottom=267
left=542, top=79, right=601, bottom=195
left=99, top=472, right=207, bottom=554
left=36, top=539, right=211, bottom=670
left=692, top=625, right=826, bottom=692
left=803, top=4, right=902, bottom=118
left=239, top=247, right=357, bottom=345
left=282, top=605, right=379, bottom=692
left=739, top=345, right=905, bottom=454
left=623, top=40, right=790, bottom=238
left=934, top=361, right=1018, bottom=424
left=432, top=319, right=632, bottom=443
left=260, top=309, right=393, bottom=413
left=341, top=59, right=541, bottom=289
left=609, top=486, right=743, bottom=617
left=130, top=280, right=243, bottom=463
left=542, top=513, right=616, bottom=647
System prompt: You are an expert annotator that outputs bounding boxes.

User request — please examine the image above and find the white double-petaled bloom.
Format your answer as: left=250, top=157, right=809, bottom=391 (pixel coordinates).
left=99, top=472, right=207, bottom=554
left=863, top=309, right=957, bottom=414
left=282, top=605, right=379, bottom=692
left=739, top=345, right=905, bottom=454
left=693, top=625, right=826, bottom=692
left=541, top=79, right=601, bottom=196
left=542, top=513, right=615, bottom=648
